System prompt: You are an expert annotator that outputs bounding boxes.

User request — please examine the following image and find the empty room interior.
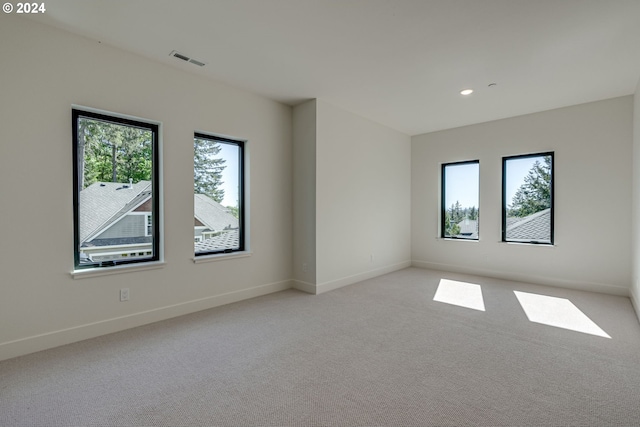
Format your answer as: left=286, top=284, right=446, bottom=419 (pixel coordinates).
left=2, top=1, right=640, bottom=426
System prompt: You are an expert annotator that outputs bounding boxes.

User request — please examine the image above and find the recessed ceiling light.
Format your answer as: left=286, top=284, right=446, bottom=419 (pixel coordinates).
left=460, top=89, right=473, bottom=95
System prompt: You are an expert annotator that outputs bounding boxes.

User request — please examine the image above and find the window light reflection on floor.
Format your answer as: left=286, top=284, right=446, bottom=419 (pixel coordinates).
left=514, top=291, right=611, bottom=338
left=434, top=279, right=486, bottom=311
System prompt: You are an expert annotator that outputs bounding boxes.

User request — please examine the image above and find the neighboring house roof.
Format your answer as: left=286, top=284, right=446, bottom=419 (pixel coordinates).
left=195, top=229, right=240, bottom=253
left=194, top=194, right=239, bottom=231
left=457, top=218, right=478, bottom=238
left=80, top=181, right=238, bottom=245
left=505, top=216, right=521, bottom=228
left=83, top=236, right=152, bottom=248
left=451, top=209, right=550, bottom=241
left=506, top=208, right=551, bottom=241
left=80, top=181, right=152, bottom=243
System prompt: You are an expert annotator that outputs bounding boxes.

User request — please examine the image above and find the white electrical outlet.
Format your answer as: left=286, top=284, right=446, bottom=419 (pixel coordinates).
left=120, top=288, right=129, bottom=302
left=302, top=263, right=307, bottom=272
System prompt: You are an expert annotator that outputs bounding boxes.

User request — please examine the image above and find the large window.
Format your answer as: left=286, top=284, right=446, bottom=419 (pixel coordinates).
left=502, top=152, right=554, bottom=244
left=194, top=133, right=245, bottom=256
left=441, top=160, right=479, bottom=240
left=72, top=109, right=160, bottom=269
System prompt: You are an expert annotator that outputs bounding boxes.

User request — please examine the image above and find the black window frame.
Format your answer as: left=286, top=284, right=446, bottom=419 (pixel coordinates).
left=72, top=108, right=160, bottom=269
left=441, top=160, right=480, bottom=240
left=502, top=151, right=554, bottom=245
left=194, top=132, right=245, bottom=257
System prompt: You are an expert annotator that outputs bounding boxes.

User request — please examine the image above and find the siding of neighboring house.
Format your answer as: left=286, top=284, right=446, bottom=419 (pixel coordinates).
left=194, top=227, right=207, bottom=239
left=133, top=199, right=152, bottom=212
left=96, top=214, right=146, bottom=239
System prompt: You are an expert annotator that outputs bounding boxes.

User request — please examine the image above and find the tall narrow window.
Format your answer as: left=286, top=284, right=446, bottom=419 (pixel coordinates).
left=194, top=133, right=245, bottom=256
left=502, top=152, right=554, bottom=244
left=72, top=109, right=160, bottom=269
left=441, top=161, right=480, bottom=240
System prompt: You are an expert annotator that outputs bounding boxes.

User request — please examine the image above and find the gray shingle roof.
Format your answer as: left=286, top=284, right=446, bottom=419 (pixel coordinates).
left=456, top=218, right=478, bottom=238
left=449, top=209, right=551, bottom=242
left=506, top=208, right=551, bottom=242
left=80, top=183, right=238, bottom=245
left=194, top=194, right=238, bottom=231
left=505, top=216, right=521, bottom=228
left=82, top=236, right=153, bottom=248
left=80, top=181, right=151, bottom=243
left=195, top=229, right=240, bottom=253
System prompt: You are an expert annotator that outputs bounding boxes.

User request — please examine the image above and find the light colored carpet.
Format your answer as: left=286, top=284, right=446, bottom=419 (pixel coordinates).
left=2, top=267, right=640, bottom=426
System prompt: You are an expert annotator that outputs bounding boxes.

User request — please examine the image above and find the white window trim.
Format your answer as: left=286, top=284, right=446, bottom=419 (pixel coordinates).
left=193, top=251, right=252, bottom=264
left=71, top=261, right=166, bottom=279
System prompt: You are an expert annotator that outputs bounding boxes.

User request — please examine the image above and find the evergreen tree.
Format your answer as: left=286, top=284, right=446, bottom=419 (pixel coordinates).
left=468, top=206, right=478, bottom=220
left=79, top=119, right=227, bottom=206
left=194, top=138, right=226, bottom=203
left=444, top=211, right=460, bottom=236
left=449, top=201, right=464, bottom=224
left=509, top=156, right=552, bottom=217
left=115, top=126, right=153, bottom=184
left=227, top=205, right=239, bottom=219
left=79, top=119, right=153, bottom=188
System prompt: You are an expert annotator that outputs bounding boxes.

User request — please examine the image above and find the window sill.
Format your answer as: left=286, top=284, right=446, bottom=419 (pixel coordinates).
left=71, top=261, right=166, bottom=279
left=438, top=237, right=479, bottom=243
left=502, top=241, right=556, bottom=247
left=193, top=251, right=252, bottom=263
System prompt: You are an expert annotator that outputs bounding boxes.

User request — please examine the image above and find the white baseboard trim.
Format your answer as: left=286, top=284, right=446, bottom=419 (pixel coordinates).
left=292, top=279, right=317, bottom=295
left=0, top=279, right=292, bottom=362
left=315, top=261, right=412, bottom=295
left=412, top=260, right=630, bottom=297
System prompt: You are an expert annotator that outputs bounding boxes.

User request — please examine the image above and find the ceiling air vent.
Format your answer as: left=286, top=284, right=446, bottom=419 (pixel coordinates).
left=189, top=58, right=206, bottom=67
left=169, top=50, right=206, bottom=67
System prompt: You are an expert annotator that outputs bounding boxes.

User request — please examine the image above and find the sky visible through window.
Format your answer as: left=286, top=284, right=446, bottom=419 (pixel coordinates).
left=505, top=157, right=539, bottom=208
left=444, top=163, right=479, bottom=209
left=218, top=142, right=239, bottom=207
left=444, top=159, right=538, bottom=209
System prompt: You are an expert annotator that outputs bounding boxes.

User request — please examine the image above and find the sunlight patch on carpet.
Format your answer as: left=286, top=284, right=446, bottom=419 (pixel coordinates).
left=514, top=291, right=611, bottom=338
left=434, top=279, right=485, bottom=311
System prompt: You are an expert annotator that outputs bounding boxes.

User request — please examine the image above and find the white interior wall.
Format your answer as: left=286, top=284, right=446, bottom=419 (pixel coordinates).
left=0, top=18, right=293, bottom=361
left=632, top=79, right=640, bottom=318
left=412, top=97, right=633, bottom=295
left=292, top=100, right=317, bottom=288
left=314, top=100, right=411, bottom=292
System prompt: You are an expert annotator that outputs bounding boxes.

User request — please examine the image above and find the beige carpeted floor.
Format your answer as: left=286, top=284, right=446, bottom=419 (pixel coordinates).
left=2, top=268, right=640, bottom=426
